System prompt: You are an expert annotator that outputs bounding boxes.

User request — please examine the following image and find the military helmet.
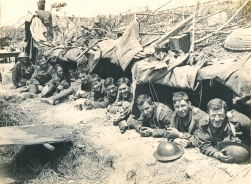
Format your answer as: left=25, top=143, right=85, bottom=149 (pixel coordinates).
left=153, top=141, right=184, bottom=162
left=18, top=52, right=29, bottom=58
left=218, top=141, right=250, bottom=163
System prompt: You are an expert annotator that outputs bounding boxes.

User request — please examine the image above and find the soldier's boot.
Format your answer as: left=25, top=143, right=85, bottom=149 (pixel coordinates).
left=118, top=120, right=128, bottom=134
left=40, top=88, right=73, bottom=105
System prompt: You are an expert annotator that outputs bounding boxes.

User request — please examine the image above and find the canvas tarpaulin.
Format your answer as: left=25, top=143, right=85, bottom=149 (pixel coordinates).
left=213, top=53, right=251, bottom=105
left=89, top=19, right=144, bottom=72
left=131, top=54, right=203, bottom=90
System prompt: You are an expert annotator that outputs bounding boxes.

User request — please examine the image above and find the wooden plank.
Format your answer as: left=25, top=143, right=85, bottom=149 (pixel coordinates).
left=0, top=124, right=71, bottom=145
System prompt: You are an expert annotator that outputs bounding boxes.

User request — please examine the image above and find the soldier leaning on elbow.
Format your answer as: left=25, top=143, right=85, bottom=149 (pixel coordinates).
left=193, top=98, right=251, bottom=163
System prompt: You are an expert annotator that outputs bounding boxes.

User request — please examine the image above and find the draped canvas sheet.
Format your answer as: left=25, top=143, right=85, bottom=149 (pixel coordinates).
left=131, top=59, right=202, bottom=90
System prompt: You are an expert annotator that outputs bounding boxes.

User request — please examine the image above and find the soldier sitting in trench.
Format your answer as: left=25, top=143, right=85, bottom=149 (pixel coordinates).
left=106, top=77, right=133, bottom=134
left=40, top=64, right=71, bottom=97
left=41, top=66, right=91, bottom=105
left=29, top=55, right=56, bottom=95
left=135, top=94, right=173, bottom=137
left=194, top=98, right=251, bottom=163
left=166, top=91, right=207, bottom=147
left=12, top=52, right=35, bottom=90
left=79, top=74, right=109, bottom=110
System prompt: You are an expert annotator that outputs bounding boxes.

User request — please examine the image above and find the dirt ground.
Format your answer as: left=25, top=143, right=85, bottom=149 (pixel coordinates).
left=0, top=84, right=250, bottom=184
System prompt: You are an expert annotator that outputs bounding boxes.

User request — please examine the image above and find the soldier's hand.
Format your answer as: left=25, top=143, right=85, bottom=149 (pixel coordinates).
left=217, top=149, right=234, bottom=163
left=38, top=85, right=44, bottom=91
left=57, top=85, right=64, bottom=91
left=174, top=138, right=189, bottom=148
left=166, top=128, right=182, bottom=139
left=140, top=127, right=153, bottom=137
left=85, top=104, right=94, bottom=110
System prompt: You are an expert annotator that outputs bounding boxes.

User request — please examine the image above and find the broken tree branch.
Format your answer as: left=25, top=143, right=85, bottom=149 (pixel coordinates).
left=195, top=0, right=250, bottom=44
left=155, top=5, right=204, bottom=47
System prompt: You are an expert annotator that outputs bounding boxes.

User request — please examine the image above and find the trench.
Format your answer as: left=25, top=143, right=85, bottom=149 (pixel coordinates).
left=0, top=95, right=115, bottom=183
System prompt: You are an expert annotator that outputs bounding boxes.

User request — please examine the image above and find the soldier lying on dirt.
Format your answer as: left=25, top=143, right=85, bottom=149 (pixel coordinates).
left=194, top=98, right=251, bottom=163
left=40, top=64, right=71, bottom=97
left=166, top=91, right=207, bottom=148
left=12, top=52, right=35, bottom=90
left=29, top=55, right=56, bottom=94
left=135, top=94, right=173, bottom=137
left=106, top=77, right=133, bottom=134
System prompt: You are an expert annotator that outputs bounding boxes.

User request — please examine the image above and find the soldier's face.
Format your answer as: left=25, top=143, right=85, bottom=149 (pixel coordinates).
left=209, top=108, right=226, bottom=128
left=173, top=100, right=191, bottom=118
left=19, top=57, right=28, bottom=63
left=79, top=73, right=89, bottom=84
left=92, top=81, right=101, bottom=92
left=105, top=84, right=117, bottom=97
left=138, top=101, right=154, bottom=119
left=38, top=57, right=47, bottom=68
left=118, top=83, right=130, bottom=100
left=57, top=67, right=64, bottom=78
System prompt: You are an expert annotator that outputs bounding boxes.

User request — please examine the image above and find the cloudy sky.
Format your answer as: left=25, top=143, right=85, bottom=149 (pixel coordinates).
left=0, top=0, right=224, bottom=26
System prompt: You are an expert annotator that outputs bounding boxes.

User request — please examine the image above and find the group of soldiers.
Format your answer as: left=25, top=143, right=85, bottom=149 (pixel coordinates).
left=12, top=52, right=251, bottom=163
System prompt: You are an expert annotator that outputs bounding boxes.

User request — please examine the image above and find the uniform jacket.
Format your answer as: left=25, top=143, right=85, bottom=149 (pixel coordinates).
left=135, top=102, right=173, bottom=137
left=12, top=61, right=35, bottom=87
left=30, top=64, right=56, bottom=86
left=194, top=110, right=251, bottom=156
left=108, top=92, right=133, bottom=114
left=169, top=106, right=207, bottom=143
left=90, top=80, right=109, bottom=108
left=46, top=73, right=70, bottom=89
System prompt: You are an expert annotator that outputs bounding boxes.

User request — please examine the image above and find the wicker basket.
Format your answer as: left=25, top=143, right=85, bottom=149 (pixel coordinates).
left=224, top=28, right=251, bottom=51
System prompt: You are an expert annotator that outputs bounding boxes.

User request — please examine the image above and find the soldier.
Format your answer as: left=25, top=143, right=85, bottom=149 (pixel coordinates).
left=41, top=64, right=70, bottom=97
left=166, top=91, right=207, bottom=147
left=135, top=94, right=173, bottom=137
left=12, top=52, right=35, bottom=89
left=40, top=66, right=91, bottom=105
left=29, top=55, right=56, bottom=94
left=194, top=98, right=251, bottom=163
left=107, top=77, right=133, bottom=134
left=81, top=74, right=109, bottom=110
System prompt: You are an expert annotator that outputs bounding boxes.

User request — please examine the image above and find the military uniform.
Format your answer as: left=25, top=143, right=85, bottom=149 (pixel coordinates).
left=168, top=106, right=207, bottom=144
left=194, top=110, right=251, bottom=157
left=30, top=64, right=56, bottom=86
left=135, top=102, right=173, bottom=137
left=88, top=79, right=109, bottom=108
left=12, top=61, right=35, bottom=88
left=46, top=73, right=70, bottom=90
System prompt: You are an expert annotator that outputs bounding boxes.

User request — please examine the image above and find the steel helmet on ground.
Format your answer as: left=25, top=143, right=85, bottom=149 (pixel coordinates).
left=153, top=141, right=184, bottom=162
left=18, top=52, right=29, bottom=58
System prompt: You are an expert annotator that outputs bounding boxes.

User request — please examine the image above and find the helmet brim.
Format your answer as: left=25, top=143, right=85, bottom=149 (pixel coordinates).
left=153, top=146, right=184, bottom=162
left=218, top=141, right=250, bottom=163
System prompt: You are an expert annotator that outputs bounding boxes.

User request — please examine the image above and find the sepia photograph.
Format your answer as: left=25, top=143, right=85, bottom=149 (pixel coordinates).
left=0, top=0, right=250, bottom=183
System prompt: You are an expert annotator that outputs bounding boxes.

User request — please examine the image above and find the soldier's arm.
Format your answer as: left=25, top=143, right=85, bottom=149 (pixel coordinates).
left=30, top=69, right=40, bottom=85
left=152, top=108, right=173, bottom=137
left=135, top=114, right=145, bottom=133
left=12, top=63, right=20, bottom=88
left=193, top=127, right=218, bottom=156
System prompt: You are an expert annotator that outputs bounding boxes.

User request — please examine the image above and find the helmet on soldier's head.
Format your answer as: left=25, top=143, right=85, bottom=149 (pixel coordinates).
left=18, top=52, right=29, bottom=58
left=153, top=141, right=184, bottom=162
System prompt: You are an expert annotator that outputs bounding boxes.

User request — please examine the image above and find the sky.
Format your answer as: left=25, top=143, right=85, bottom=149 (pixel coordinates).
left=0, top=0, right=229, bottom=26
